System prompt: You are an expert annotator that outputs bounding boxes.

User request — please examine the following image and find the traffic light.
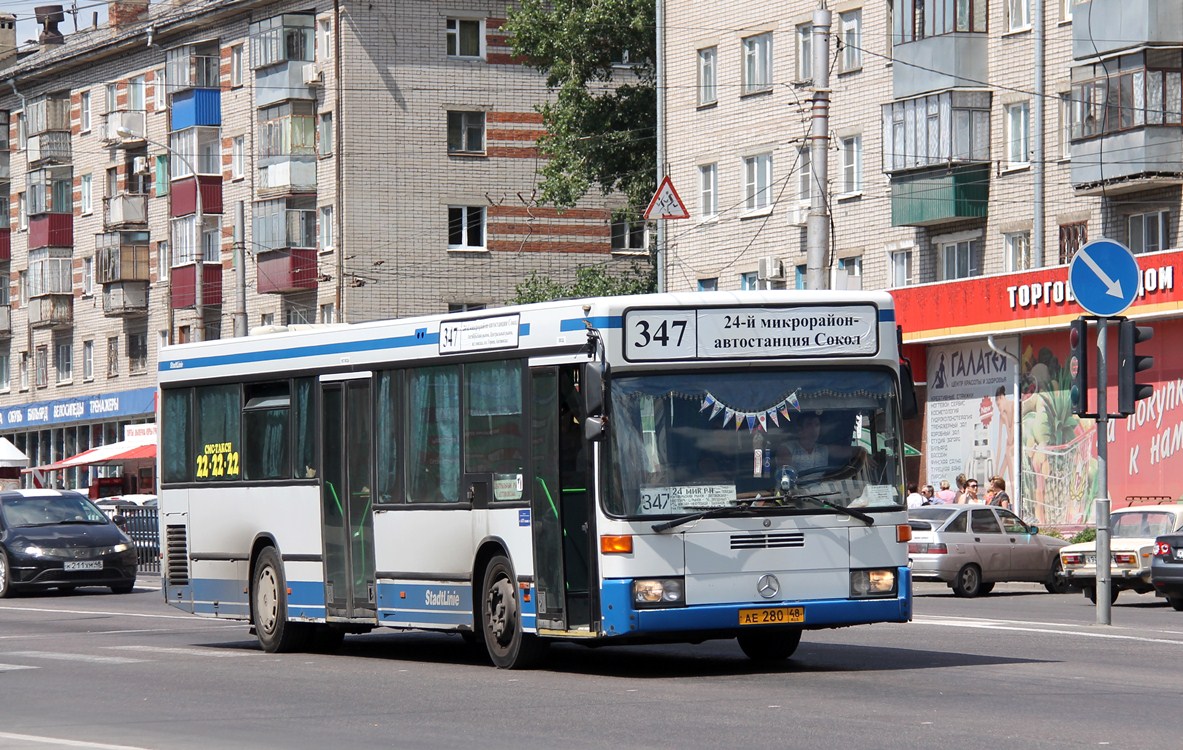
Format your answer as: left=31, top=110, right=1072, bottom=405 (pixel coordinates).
left=1118, top=319, right=1154, bottom=415
left=1068, top=318, right=1089, bottom=418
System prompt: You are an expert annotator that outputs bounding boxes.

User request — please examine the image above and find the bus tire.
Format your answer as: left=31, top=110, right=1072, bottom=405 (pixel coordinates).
left=737, top=628, right=803, bottom=662
left=480, top=554, right=546, bottom=669
left=252, top=546, right=309, bottom=653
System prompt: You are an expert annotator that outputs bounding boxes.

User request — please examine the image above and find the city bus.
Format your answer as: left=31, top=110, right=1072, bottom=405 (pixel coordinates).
left=157, top=290, right=916, bottom=667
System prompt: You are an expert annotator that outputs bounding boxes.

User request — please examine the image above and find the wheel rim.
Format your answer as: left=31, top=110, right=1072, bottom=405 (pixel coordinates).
left=962, top=566, right=979, bottom=592
left=485, top=572, right=517, bottom=648
left=256, top=565, right=280, bottom=636
left=0, top=552, right=7, bottom=595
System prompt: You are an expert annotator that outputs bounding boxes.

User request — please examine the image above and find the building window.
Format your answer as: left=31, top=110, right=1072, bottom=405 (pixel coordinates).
left=82, top=257, right=94, bottom=296
left=798, top=147, right=812, bottom=203
left=80, top=174, right=93, bottom=214
left=35, top=346, right=48, bottom=388
left=1069, top=51, right=1180, bottom=139
left=840, top=135, right=862, bottom=194
left=1006, top=102, right=1030, bottom=168
left=448, top=206, right=485, bottom=250
left=448, top=303, right=487, bottom=313
left=699, top=163, right=717, bottom=219
left=1008, top=0, right=1031, bottom=31
left=0, top=347, right=9, bottom=391
left=447, top=111, right=485, bottom=153
left=740, top=271, right=758, bottom=290
left=18, top=193, right=26, bottom=231
left=895, top=0, right=988, bottom=42
left=1129, top=210, right=1169, bottom=254
left=318, top=112, right=333, bottom=156
left=157, top=240, right=170, bottom=282
left=260, top=312, right=275, bottom=327
left=840, top=10, right=862, bottom=72
left=889, top=249, right=913, bottom=287
left=1005, top=231, right=1032, bottom=271
left=154, top=69, right=167, bottom=110
left=941, top=238, right=981, bottom=280
left=793, top=264, right=806, bottom=290
left=28, top=248, right=72, bottom=297
left=83, top=340, right=94, bottom=381
left=796, top=24, right=812, bottom=81
left=249, top=14, right=315, bottom=68
left=105, top=83, right=117, bottom=114
left=129, top=75, right=146, bottom=111
left=107, top=337, right=119, bottom=377
left=446, top=18, right=483, bottom=58
left=79, top=90, right=91, bottom=132
left=611, top=218, right=648, bottom=253
left=698, top=278, right=718, bottom=291
left=832, top=256, right=863, bottom=289
left=55, top=340, right=72, bottom=383
left=319, top=205, right=334, bottom=251
left=169, top=126, right=222, bottom=176
left=742, top=33, right=772, bottom=94
left=19, top=351, right=28, bottom=390
left=231, top=45, right=244, bottom=87
left=1059, top=93, right=1074, bottom=159
left=320, top=302, right=336, bottom=323
left=128, top=331, right=148, bottom=374
left=743, top=153, right=772, bottom=212
left=318, top=18, right=333, bottom=61
left=1058, top=221, right=1087, bottom=264
left=231, top=136, right=245, bottom=179
left=697, top=47, right=717, bottom=105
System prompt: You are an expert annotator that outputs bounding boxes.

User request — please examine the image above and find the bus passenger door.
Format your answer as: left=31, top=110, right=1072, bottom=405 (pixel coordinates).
left=530, top=366, right=595, bottom=633
left=320, top=375, right=377, bottom=622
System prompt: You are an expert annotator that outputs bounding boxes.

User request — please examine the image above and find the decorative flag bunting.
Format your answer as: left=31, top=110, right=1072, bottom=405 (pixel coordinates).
left=700, top=389, right=802, bottom=432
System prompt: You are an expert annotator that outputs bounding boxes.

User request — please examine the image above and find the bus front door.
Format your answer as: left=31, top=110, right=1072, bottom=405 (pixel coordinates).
left=320, top=376, right=377, bottom=622
left=530, top=366, right=595, bottom=634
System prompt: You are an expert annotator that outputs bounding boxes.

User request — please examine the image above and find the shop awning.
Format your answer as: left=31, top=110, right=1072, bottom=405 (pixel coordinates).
left=0, top=437, right=30, bottom=468
left=26, top=438, right=156, bottom=472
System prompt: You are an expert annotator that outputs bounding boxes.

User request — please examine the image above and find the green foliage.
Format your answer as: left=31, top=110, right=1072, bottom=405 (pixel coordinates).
left=510, top=262, right=656, bottom=305
left=505, top=0, right=657, bottom=215
left=1070, top=527, right=1097, bottom=545
left=1040, top=527, right=1065, bottom=539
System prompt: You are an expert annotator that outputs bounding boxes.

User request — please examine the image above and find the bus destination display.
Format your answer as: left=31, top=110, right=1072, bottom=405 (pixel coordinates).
left=623, top=305, right=879, bottom=361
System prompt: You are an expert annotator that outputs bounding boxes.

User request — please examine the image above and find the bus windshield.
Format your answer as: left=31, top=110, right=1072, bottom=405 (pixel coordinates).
left=605, top=368, right=906, bottom=518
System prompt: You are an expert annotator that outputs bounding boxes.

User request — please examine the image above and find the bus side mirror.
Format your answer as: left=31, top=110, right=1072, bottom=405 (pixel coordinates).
left=582, top=361, right=608, bottom=442
left=900, top=361, right=918, bottom=420
left=584, top=415, right=605, bottom=442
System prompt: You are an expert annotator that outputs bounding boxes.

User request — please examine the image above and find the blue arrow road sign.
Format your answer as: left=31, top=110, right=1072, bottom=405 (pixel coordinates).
left=1068, top=239, right=1141, bottom=317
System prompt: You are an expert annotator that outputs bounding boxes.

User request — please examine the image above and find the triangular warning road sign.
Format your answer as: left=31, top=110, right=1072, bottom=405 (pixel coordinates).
left=644, top=175, right=690, bottom=220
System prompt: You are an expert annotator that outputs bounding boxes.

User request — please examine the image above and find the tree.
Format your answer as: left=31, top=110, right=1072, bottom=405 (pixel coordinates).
left=511, top=262, right=656, bottom=304
left=505, top=0, right=656, bottom=216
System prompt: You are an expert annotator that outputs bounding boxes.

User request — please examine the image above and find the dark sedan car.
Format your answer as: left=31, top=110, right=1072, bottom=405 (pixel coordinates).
left=0, top=490, right=138, bottom=597
left=1152, top=533, right=1183, bottom=610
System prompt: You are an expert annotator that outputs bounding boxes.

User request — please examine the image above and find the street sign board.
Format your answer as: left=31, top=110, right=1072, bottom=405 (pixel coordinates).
left=644, top=175, right=690, bottom=220
left=1068, top=239, right=1140, bottom=317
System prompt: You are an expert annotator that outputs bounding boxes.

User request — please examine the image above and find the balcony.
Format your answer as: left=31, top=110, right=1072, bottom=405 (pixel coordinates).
left=257, top=157, right=317, bottom=197
left=29, top=214, right=73, bottom=250
left=0, top=304, right=10, bottom=337
left=27, top=294, right=73, bottom=330
left=1073, top=0, right=1183, bottom=60
left=27, top=132, right=72, bottom=166
left=170, top=89, right=222, bottom=130
left=255, top=61, right=319, bottom=108
left=0, top=227, right=8, bottom=261
left=104, top=194, right=149, bottom=228
left=170, top=176, right=223, bottom=217
left=1071, top=130, right=1183, bottom=195
left=0, top=150, right=8, bottom=180
left=26, top=97, right=70, bottom=136
left=96, top=233, right=150, bottom=283
left=170, top=263, right=223, bottom=309
left=257, top=248, right=318, bottom=294
left=101, top=110, right=147, bottom=146
left=890, top=164, right=990, bottom=227
left=893, top=34, right=987, bottom=100
left=102, top=282, right=149, bottom=317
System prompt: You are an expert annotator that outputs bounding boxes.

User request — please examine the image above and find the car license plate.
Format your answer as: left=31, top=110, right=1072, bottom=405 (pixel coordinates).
left=739, top=607, right=804, bottom=626
left=1085, top=554, right=1096, bottom=565
left=64, top=560, right=103, bottom=571
left=1175, top=549, right=1183, bottom=561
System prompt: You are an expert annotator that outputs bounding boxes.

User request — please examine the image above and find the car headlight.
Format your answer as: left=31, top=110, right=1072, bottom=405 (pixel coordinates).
left=21, top=545, right=45, bottom=557
left=850, top=568, right=897, bottom=598
left=113, top=543, right=130, bottom=553
left=632, top=578, right=685, bottom=608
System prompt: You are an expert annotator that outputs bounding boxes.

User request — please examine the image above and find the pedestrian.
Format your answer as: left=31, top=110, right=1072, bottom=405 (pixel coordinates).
left=986, top=476, right=1011, bottom=509
left=921, top=484, right=936, bottom=505
left=906, top=482, right=925, bottom=508
left=960, top=478, right=981, bottom=503
left=954, top=473, right=967, bottom=502
left=935, top=480, right=956, bottom=504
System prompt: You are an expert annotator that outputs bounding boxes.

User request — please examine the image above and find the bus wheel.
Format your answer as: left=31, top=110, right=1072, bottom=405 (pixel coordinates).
left=480, top=555, right=546, bottom=669
left=737, top=628, right=803, bottom=662
left=253, top=546, right=308, bottom=653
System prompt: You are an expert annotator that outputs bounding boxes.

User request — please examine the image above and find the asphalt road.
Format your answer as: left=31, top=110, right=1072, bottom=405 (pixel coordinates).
left=2, top=578, right=1181, bottom=750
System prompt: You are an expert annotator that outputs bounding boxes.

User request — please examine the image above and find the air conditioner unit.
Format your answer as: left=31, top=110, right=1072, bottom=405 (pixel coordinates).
left=132, top=156, right=151, bottom=175
left=787, top=204, right=808, bottom=227
left=758, top=257, right=784, bottom=281
left=303, top=62, right=323, bottom=86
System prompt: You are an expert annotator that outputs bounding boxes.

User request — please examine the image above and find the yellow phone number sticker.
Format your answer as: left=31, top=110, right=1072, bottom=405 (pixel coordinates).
left=196, top=442, right=240, bottom=479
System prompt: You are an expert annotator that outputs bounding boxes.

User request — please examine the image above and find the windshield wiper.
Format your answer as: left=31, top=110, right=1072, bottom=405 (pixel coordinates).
left=785, top=491, right=875, bottom=526
left=652, top=503, right=757, bottom=533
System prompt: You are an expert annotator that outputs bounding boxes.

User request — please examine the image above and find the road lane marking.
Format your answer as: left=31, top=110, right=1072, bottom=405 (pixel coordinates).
left=0, top=664, right=38, bottom=672
left=104, top=645, right=250, bottom=658
left=5, top=651, right=148, bottom=664
left=913, top=615, right=1183, bottom=645
left=0, top=605, right=239, bottom=622
left=0, top=732, right=153, bottom=749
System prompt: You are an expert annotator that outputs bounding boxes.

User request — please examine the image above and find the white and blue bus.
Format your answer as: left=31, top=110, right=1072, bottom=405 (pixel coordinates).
left=157, top=291, right=916, bottom=667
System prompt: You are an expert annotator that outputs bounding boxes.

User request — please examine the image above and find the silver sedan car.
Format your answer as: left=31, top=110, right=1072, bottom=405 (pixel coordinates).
left=908, top=504, right=1071, bottom=597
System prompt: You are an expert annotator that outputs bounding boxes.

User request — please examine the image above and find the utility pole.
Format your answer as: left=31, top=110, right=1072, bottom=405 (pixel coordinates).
left=805, top=3, right=831, bottom=291
left=233, top=200, right=247, bottom=337
left=655, top=0, right=666, bottom=293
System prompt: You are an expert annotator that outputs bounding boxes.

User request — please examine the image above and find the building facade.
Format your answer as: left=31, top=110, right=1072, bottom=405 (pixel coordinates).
left=664, top=0, right=1183, bottom=524
left=0, top=0, right=637, bottom=484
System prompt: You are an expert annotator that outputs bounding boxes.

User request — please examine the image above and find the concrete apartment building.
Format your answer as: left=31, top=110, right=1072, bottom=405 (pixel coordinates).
left=0, top=0, right=634, bottom=485
left=663, top=0, right=1183, bottom=522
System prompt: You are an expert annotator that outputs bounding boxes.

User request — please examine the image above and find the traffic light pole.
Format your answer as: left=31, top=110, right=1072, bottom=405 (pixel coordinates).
left=1095, top=318, right=1111, bottom=626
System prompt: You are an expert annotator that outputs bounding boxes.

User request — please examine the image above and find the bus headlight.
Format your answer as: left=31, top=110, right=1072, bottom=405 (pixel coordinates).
left=633, top=578, right=685, bottom=608
left=850, top=569, right=897, bottom=598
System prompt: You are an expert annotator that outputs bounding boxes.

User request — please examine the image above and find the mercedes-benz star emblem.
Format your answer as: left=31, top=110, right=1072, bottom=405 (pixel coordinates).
left=757, top=574, right=780, bottom=599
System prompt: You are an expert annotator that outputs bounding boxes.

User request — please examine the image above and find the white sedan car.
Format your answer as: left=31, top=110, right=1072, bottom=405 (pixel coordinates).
left=1060, top=504, right=1183, bottom=604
